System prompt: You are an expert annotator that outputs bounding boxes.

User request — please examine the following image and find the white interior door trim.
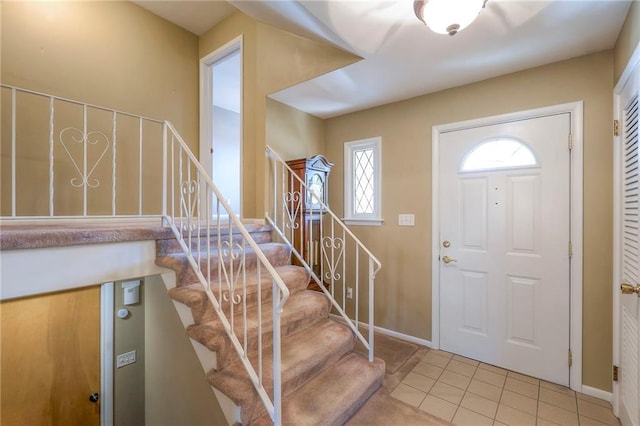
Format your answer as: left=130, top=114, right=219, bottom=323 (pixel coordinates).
left=199, top=35, right=244, bottom=214
left=101, top=282, right=114, bottom=425
left=612, top=39, right=640, bottom=418
left=431, top=101, right=584, bottom=391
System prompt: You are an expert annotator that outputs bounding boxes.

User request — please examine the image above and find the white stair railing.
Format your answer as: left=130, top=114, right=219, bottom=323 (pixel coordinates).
left=163, top=123, right=291, bottom=425
left=2, top=84, right=290, bottom=425
left=266, top=145, right=382, bottom=362
left=1, top=84, right=165, bottom=218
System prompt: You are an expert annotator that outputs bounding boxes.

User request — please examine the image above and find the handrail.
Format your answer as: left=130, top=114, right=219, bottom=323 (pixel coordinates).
left=1, top=84, right=163, bottom=123
left=165, top=123, right=289, bottom=425
left=265, top=144, right=381, bottom=363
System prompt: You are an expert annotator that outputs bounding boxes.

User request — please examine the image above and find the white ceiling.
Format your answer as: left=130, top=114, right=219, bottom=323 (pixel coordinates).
left=133, top=0, right=632, bottom=119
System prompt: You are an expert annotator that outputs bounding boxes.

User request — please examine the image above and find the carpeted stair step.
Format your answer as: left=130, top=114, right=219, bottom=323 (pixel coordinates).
left=156, top=242, right=292, bottom=287
left=168, top=265, right=310, bottom=324
left=186, top=290, right=330, bottom=369
left=209, top=319, right=356, bottom=424
left=250, top=352, right=385, bottom=426
left=156, top=223, right=274, bottom=256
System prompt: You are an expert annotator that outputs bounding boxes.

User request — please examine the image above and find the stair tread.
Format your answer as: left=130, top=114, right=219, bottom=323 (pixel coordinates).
left=186, top=290, right=330, bottom=352
left=158, top=242, right=289, bottom=260
left=251, top=352, right=385, bottom=425
left=208, top=319, right=355, bottom=407
left=167, top=265, right=310, bottom=306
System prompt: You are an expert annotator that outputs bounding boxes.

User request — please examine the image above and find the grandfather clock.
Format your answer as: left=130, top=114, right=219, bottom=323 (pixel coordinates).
left=286, top=155, right=333, bottom=291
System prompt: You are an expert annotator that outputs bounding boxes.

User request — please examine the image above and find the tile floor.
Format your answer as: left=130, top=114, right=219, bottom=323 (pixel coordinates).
left=390, top=349, right=620, bottom=426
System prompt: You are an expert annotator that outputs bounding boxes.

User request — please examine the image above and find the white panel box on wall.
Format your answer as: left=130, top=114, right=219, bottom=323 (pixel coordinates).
left=122, top=280, right=141, bottom=305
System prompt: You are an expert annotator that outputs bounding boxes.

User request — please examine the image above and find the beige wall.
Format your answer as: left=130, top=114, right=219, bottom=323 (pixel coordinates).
left=145, top=275, right=226, bottom=426
left=325, top=51, right=614, bottom=391
left=614, top=1, right=640, bottom=84
left=1, top=1, right=198, bottom=141
left=1, top=1, right=199, bottom=216
left=114, top=280, right=145, bottom=425
left=266, top=98, right=325, bottom=159
left=199, top=12, right=359, bottom=217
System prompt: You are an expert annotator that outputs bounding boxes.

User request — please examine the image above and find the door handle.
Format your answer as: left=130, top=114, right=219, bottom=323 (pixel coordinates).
left=442, top=255, right=457, bottom=264
left=89, top=392, right=100, bottom=403
left=621, top=282, right=640, bottom=296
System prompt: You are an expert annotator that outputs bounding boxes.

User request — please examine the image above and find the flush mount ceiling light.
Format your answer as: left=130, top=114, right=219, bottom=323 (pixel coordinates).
left=414, top=0, right=487, bottom=36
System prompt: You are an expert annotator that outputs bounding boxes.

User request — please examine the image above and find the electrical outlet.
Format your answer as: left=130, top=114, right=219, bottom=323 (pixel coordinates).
left=116, top=350, right=137, bottom=368
left=347, top=287, right=353, bottom=299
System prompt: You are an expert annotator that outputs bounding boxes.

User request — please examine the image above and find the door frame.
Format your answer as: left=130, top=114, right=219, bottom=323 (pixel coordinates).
left=101, top=282, right=114, bottom=425
left=612, top=40, right=640, bottom=418
left=431, top=102, right=584, bottom=391
left=199, top=35, right=244, bottom=215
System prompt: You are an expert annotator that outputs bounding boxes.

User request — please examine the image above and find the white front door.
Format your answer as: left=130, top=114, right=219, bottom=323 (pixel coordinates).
left=615, top=58, right=640, bottom=426
left=439, top=113, right=571, bottom=385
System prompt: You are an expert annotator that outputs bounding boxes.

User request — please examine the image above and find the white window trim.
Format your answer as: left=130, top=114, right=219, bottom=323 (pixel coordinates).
left=343, top=137, right=383, bottom=226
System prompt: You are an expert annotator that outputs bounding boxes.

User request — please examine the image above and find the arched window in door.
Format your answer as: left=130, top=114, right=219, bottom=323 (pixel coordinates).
left=461, top=138, right=538, bottom=172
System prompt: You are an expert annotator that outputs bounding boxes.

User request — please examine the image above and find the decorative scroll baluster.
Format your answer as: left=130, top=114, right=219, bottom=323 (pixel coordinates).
left=265, top=145, right=381, bottom=370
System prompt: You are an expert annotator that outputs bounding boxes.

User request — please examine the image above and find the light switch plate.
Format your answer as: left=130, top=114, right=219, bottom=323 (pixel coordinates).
left=116, top=350, right=137, bottom=368
left=398, top=214, right=415, bottom=226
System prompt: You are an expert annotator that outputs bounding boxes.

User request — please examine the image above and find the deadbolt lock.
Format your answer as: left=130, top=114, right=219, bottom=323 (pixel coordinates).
left=442, top=240, right=451, bottom=248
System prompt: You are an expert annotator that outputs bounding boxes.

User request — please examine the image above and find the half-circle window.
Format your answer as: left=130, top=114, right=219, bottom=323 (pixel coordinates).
left=461, top=139, right=538, bottom=172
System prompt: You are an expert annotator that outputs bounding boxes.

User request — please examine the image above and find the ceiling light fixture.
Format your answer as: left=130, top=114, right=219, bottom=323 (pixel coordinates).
left=414, top=0, right=487, bottom=36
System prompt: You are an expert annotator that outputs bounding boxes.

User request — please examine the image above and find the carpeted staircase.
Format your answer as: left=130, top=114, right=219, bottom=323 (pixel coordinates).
left=155, top=224, right=385, bottom=425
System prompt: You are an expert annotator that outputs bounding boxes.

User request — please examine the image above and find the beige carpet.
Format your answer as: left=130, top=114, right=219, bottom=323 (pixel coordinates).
left=346, top=390, right=451, bottom=426
left=349, top=337, right=452, bottom=425
left=355, top=332, right=419, bottom=374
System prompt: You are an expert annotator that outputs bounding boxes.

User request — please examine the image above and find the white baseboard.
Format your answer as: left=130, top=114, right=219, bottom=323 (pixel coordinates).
left=581, top=385, right=612, bottom=403
left=328, top=314, right=432, bottom=348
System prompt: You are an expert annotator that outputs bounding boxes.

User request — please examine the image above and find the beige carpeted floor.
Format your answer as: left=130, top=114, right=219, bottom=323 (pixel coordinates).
left=355, top=332, right=419, bottom=374
left=349, top=335, right=451, bottom=425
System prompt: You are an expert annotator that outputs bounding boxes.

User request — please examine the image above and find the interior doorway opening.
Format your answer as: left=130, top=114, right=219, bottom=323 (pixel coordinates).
left=200, top=37, right=243, bottom=216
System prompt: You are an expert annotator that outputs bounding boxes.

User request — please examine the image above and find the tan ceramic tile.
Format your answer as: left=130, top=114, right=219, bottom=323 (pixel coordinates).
left=504, top=377, right=539, bottom=399
left=453, top=407, right=494, bottom=426
left=424, top=351, right=452, bottom=368
left=402, top=371, right=436, bottom=393
left=412, top=361, right=444, bottom=380
left=536, top=418, right=561, bottom=426
left=577, top=399, right=619, bottom=425
left=494, top=421, right=509, bottom=426
left=500, top=389, right=538, bottom=415
left=540, top=381, right=576, bottom=397
left=390, top=383, right=427, bottom=407
left=429, top=349, right=454, bottom=358
left=578, top=415, right=612, bottom=426
left=419, top=394, right=458, bottom=422
left=576, top=392, right=612, bottom=409
left=430, top=380, right=465, bottom=405
left=538, top=387, right=577, bottom=412
left=508, top=371, right=540, bottom=385
left=479, top=363, right=508, bottom=376
left=467, top=379, right=503, bottom=402
left=447, top=359, right=478, bottom=377
left=453, top=354, right=480, bottom=366
left=440, top=369, right=472, bottom=390
left=474, top=368, right=508, bottom=388
left=461, top=391, right=499, bottom=419
left=537, top=401, right=579, bottom=426
left=495, top=404, right=537, bottom=426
